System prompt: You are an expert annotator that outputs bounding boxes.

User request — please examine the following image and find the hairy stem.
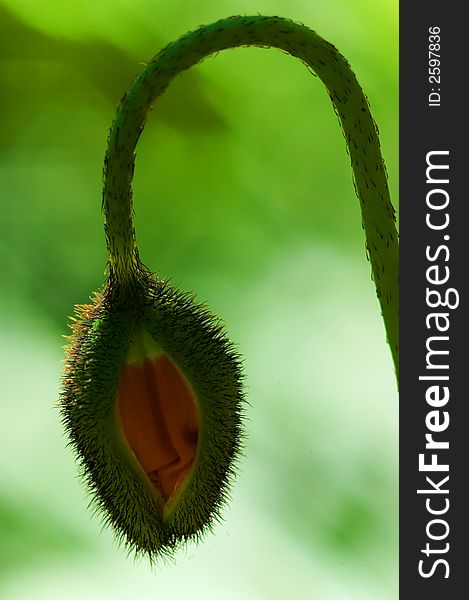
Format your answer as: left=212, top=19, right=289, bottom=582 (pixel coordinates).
left=102, top=15, right=399, bottom=381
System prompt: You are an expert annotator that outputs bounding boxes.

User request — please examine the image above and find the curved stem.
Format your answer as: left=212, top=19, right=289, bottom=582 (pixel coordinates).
left=102, top=15, right=399, bottom=382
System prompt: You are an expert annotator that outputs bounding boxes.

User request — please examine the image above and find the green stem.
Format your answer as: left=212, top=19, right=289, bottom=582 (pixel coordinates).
left=102, top=15, right=399, bottom=382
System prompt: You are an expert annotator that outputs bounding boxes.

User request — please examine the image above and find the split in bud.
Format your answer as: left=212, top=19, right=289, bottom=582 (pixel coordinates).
left=116, top=328, right=199, bottom=503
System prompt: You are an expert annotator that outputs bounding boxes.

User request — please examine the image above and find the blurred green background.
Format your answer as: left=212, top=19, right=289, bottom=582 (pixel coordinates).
left=0, top=1, right=398, bottom=598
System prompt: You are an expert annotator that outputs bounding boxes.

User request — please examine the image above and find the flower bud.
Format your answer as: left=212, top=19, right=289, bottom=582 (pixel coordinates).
left=61, top=277, right=244, bottom=558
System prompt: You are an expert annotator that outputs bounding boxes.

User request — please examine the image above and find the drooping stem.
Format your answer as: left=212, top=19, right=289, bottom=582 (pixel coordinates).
left=102, top=15, right=399, bottom=381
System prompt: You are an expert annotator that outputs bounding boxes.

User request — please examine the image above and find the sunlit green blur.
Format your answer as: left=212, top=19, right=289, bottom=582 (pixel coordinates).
left=0, top=1, right=398, bottom=598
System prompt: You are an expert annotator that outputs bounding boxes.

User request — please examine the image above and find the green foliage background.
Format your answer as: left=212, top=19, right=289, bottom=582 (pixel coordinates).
left=0, top=1, right=398, bottom=598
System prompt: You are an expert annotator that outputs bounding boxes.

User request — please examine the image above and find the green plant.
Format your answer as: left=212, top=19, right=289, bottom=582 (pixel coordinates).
left=60, top=15, right=398, bottom=561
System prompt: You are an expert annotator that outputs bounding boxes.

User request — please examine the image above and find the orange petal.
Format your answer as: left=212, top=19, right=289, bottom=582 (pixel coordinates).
left=117, top=354, right=199, bottom=500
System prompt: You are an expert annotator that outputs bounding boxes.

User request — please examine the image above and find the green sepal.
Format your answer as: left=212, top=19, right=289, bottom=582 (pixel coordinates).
left=60, top=274, right=244, bottom=560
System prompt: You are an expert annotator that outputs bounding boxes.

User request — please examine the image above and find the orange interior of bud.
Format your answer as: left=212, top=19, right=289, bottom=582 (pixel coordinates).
left=117, top=354, right=199, bottom=501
